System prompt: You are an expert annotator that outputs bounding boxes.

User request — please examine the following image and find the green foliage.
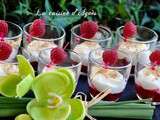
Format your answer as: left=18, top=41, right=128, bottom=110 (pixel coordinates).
left=0, top=0, right=159, bottom=35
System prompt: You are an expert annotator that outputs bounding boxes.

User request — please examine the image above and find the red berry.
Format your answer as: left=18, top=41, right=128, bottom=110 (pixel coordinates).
left=81, top=33, right=95, bottom=39
left=123, top=21, right=137, bottom=40
left=80, top=21, right=98, bottom=39
left=0, top=20, right=8, bottom=38
left=149, top=50, right=160, bottom=65
left=0, top=41, right=12, bottom=60
left=102, top=49, right=118, bottom=66
left=50, top=47, right=67, bottom=64
left=29, top=19, right=46, bottom=37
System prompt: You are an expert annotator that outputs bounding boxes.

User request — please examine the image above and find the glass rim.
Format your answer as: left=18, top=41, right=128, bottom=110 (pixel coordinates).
left=89, top=48, right=132, bottom=69
left=39, top=48, right=82, bottom=69
left=3, top=21, right=22, bottom=40
left=23, top=22, right=66, bottom=42
left=116, top=26, right=158, bottom=44
left=71, top=24, right=112, bottom=42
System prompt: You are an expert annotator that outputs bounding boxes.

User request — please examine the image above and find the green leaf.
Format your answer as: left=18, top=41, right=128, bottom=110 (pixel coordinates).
left=16, top=74, right=34, bottom=97
left=27, top=99, right=71, bottom=120
left=70, top=0, right=82, bottom=10
left=153, top=16, right=160, bottom=32
left=32, top=71, right=74, bottom=103
left=117, top=1, right=129, bottom=19
left=0, top=74, right=21, bottom=97
left=51, top=15, right=81, bottom=28
left=45, top=0, right=53, bottom=14
left=67, top=99, right=86, bottom=120
left=96, top=5, right=103, bottom=19
left=17, top=55, right=35, bottom=78
left=141, top=13, right=151, bottom=26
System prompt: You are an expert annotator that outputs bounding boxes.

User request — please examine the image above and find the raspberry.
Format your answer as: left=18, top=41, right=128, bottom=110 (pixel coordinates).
left=81, top=33, right=95, bottom=39
left=29, top=19, right=46, bottom=37
left=149, top=50, right=160, bottom=65
left=50, top=47, right=67, bottom=64
left=0, top=20, right=8, bottom=39
left=0, top=41, right=12, bottom=60
left=80, top=21, right=98, bottom=39
left=102, top=49, right=118, bottom=66
left=123, top=21, right=137, bottom=41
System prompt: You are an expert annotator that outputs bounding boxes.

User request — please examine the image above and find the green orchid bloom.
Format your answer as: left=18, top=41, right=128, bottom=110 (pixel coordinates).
left=26, top=68, right=86, bottom=120
left=0, top=55, right=35, bottom=97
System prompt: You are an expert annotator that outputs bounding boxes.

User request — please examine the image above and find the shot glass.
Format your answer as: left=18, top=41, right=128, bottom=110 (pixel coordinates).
left=71, top=25, right=112, bottom=74
left=38, top=48, right=81, bottom=81
left=88, top=48, right=132, bottom=102
left=116, top=26, right=158, bottom=74
left=22, top=22, right=65, bottom=69
left=135, top=45, right=160, bottom=105
left=1, top=21, right=22, bottom=62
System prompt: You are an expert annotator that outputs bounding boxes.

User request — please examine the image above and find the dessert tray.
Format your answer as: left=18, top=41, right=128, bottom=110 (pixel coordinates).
left=0, top=19, right=159, bottom=120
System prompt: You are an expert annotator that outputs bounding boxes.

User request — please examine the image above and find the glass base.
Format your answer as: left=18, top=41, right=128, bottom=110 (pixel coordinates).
left=136, top=84, right=160, bottom=105
left=89, top=86, right=121, bottom=102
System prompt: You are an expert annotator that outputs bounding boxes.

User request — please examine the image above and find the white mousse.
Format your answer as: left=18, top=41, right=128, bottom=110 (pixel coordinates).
left=24, top=40, right=57, bottom=61
left=91, top=67, right=126, bottom=94
left=119, top=40, right=149, bottom=64
left=136, top=67, right=160, bottom=90
left=73, top=41, right=100, bottom=66
left=0, top=63, right=18, bottom=76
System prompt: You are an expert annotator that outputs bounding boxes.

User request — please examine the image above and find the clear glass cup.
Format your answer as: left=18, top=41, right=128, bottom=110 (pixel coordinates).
left=22, top=22, right=65, bottom=70
left=116, top=26, right=158, bottom=74
left=38, top=48, right=82, bottom=80
left=71, top=25, right=112, bottom=74
left=88, top=48, right=132, bottom=102
left=135, top=45, right=160, bottom=105
left=1, top=21, right=22, bottom=62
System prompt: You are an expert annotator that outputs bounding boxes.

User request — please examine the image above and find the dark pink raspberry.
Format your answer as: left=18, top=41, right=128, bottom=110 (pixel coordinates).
left=50, top=47, right=68, bottom=64
left=80, top=21, right=98, bottom=39
left=123, top=21, right=137, bottom=41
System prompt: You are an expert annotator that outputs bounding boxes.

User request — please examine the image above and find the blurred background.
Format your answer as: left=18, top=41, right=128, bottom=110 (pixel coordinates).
left=0, top=0, right=159, bottom=40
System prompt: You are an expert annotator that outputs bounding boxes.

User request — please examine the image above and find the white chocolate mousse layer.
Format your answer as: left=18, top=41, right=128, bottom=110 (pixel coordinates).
left=24, top=40, right=57, bottom=61
left=119, top=40, right=149, bottom=64
left=91, top=67, right=126, bottom=94
left=136, top=67, right=160, bottom=90
left=0, top=63, right=18, bottom=76
left=73, top=41, right=100, bottom=66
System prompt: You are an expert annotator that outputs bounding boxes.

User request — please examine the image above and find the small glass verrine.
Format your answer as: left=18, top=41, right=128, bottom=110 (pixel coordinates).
left=88, top=48, right=132, bottom=102
left=71, top=24, right=112, bottom=74
left=1, top=21, right=22, bottom=62
left=116, top=26, right=158, bottom=74
left=22, top=22, right=65, bottom=69
left=38, top=48, right=82, bottom=81
left=135, top=45, right=160, bottom=105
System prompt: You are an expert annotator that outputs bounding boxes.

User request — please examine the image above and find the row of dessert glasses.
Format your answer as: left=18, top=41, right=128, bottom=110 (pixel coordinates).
left=0, top=20, right=159, bottom=104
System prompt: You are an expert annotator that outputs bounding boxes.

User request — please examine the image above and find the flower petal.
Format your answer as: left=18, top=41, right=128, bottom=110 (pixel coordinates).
left=27, top=99, right=71, bottom=120
left=16, top=74, right=34, bottom=97
left=0, top=74, right=21, bottom=97
left=67, top=99, right=86, bottom=120
left=32, top=71, right=73, bottom=103
left=55, top=68, right=76, bottom=97
left=15, top=114, right=32, bottom=120
left=17, top=55, right=35, bottom=78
